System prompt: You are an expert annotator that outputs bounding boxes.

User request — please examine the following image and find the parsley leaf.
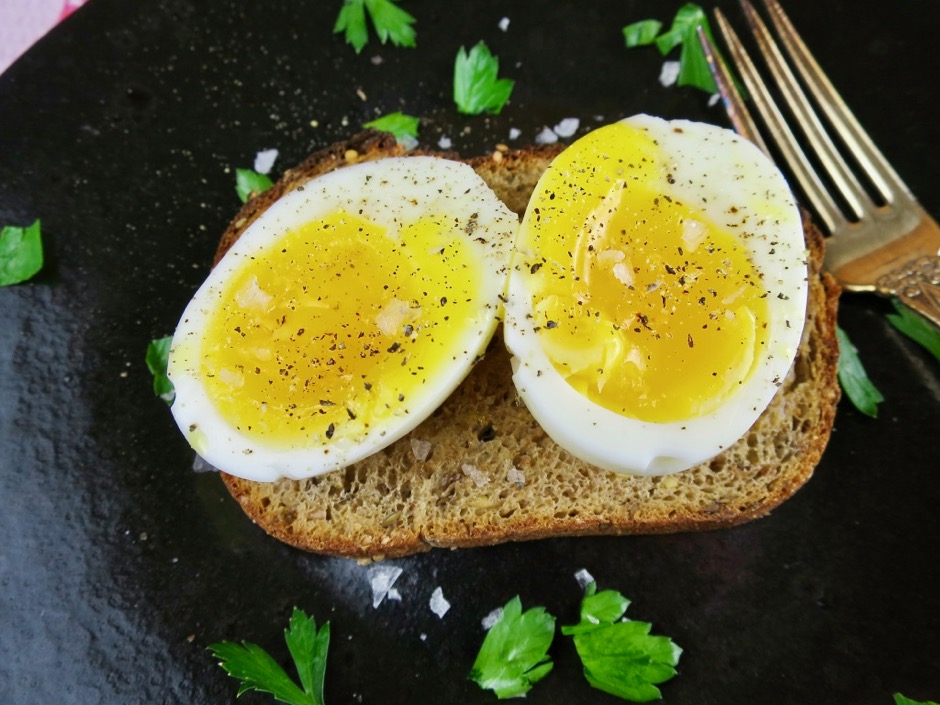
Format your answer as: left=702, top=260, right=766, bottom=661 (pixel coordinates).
left=622, top=20, right=663, bottom=48
left=145, top=336, right=175, bottom=405
left=894, top=694, right=940, bottom=705
left=562, top=582, right=682, bottom=702
left=886, top=298, right=940, bottom=363
left=209, top=607, right=330, bottom=705
left=333, top=0, right=416, bottom=54
left=469, top=596, right=556, bottom=699
left=453, top=42, right=514, bottom=116
left=624, top=3, right=722, bottom=94
left=0, top=220, right=43, bottom=286
left=363, top=111, right=420, bottom=144
left=236, top=169, right=274, bottom=203
left=837, top=326, right=884, bottom=418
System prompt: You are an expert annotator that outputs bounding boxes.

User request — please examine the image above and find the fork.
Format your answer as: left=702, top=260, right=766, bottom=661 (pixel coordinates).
left=697, top=0, right=940, bottom=328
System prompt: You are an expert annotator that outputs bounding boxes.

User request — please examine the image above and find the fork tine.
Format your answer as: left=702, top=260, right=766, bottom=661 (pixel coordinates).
left=712, top=8, right=847, bottom=234
left=762, top=0, right=913, bottom=206
left=740, top=0, right=871, bottom=221
left=695, top=26, right=768, bottom=155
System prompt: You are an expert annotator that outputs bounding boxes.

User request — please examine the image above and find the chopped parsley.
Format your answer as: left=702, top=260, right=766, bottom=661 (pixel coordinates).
left=469, top=596, right=556, bottom=699
left=453, top=41, right=514, bottom=116
left=333, top=0, right=416, bottom=54
left=363, top=111, right=420, bottom=144
left=146, top=336, right=175, bottom=405
left=624, top=3, right=722, bottom=94
left=886, top=298, right=940, bottom=363
left=562, top=582, right=682, bottom=702
left=235, top=169, right=274, bottom=203
left=0, top=220, right=43, bottom=286
left=209, top=607, right=331, bottom=705
left=837, top=325, right=884, bottom=418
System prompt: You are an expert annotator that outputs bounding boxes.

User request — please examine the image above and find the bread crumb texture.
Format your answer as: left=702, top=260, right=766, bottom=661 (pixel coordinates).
left=220, top=132, right=840, bottom=559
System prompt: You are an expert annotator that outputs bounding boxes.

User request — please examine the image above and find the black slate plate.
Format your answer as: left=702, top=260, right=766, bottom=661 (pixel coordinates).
left=1, top=1, right=938, bottom=703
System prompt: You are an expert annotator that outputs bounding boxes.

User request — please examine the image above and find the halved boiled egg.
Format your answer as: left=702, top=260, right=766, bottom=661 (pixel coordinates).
left=504, top=114, right=807, bottom=475
left=168, top=156, right=517, bottom=481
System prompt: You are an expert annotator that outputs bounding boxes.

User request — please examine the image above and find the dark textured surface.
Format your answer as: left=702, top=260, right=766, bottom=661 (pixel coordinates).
left=1, top=1, right=938, bottom=703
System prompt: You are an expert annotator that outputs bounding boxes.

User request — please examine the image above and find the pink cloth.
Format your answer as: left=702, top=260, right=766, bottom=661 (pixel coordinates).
left=0, top=0, right=87, bottom=74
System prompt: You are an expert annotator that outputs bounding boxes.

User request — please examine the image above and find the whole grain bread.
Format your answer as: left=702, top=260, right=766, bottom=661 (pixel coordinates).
left=217, top=130, right=841, bottom=559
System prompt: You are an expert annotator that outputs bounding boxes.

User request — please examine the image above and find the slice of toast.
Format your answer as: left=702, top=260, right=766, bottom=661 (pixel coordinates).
left=217, top=130, right=841, bottom=559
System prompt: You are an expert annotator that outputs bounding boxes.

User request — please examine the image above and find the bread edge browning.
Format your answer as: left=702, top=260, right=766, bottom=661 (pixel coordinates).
left=218, top=131, right=841, bottom=559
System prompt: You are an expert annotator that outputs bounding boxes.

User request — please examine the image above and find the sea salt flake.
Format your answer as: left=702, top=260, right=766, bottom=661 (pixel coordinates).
left=553, top=117, right=579, bottom=138
left=429, top=587, right=451, bottom=618
left=410, top=438, right=433, bottom=461
left=462, top=463, right=490, bottom=487
left=708, top=92, right=721, bottom=107
left=659, top=61, right=681, bottom=87
left=481, top=607, right=504, bottom=630
left=253, top=148, right=279, bottom=174
left=368, top=565, right=403, bottom=608
left=387, top=588, right=402, bottom=602
left=534, top=126, right=559, bottom=145
left=506, top=466, right=525, bottom=486
left=574, top=568, right=595, bottom=588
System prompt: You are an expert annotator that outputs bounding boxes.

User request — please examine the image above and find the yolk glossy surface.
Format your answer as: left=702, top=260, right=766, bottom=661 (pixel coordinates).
left=199, top=209, right=484, bottom=445
left=519, top=122, right=769, bottom=422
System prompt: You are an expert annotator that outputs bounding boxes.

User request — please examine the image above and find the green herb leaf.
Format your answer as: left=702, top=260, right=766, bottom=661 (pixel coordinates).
left=837, top=326, right=884, bottom=418
left=453, top=42, right=514, bottom=116
left=623, top=20, right=663, bottom=48
left=894, top=694, right=940, bottom=705
left=209, top=607, right=330, bottom=705
left=624, top=3, right=722, bottom=94
left=363, top=111, right=420, bottom=143
left=333, top=0, right=416, bottom=54
left=235, top=169, right=274, bottom=203
left=563, top=582, right=681, bottom=702
left=145, top=336, right=175, bottom=405
left=0, top=220, right=43, bottom=286
left=469, top=596, right=556, bottom=699
left=886, top=298, right=940, bottom=363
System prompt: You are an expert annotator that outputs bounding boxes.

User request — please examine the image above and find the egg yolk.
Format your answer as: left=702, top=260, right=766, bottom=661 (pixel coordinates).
left=198, top=209, right=485, bottom=446
left=519, top=122, right=769, bottom=423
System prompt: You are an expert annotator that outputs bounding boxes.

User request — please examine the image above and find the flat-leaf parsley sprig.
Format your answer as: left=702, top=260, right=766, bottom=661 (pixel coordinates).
left=469, top=596, right=556, bottom=699
left=0, top=220, right=43, bottom=287
left=562, top=582, right=682, bottom=702
left=334, top=0, right=416, bottom=54
left=453, top=42, right=514, bottom=116
left=209, top=607, right=331, bottom=705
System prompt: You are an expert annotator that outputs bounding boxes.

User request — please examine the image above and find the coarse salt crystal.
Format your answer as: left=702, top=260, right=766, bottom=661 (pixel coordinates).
left=508, top=127, right=521, bottom=140
left=481, top=607, right=504, bottom=630
left=387, top=588, right=402, bottom=602
left=438, top=135, right=453, bottom=150
left=498, top=17, right=510, bottom=32
left=429, top=587, right=451, bottom=618
left=708, top=92, right=721, bottom=107
left=553, top=117, right=579, bottom=138
left=462, top=463, right=490, bottom=487
left=368, top=565, right=403, bottom=608
left=410, top=438, right=433, bottom=461
left=574, top=568, right=595, bottom=588
left=659, top=61, right=681, bottom=87
left=534, top=126, right=559, bottom=145
left=253, top=148, right=278, bottom=174
left=506, top=466, right=525, bottom=486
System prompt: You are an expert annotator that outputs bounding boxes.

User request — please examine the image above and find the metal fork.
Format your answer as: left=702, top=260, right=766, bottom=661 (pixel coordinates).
left=698, top=0, right=940, bottom=328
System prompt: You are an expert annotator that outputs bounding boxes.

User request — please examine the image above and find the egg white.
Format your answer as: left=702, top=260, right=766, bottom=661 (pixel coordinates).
left=168, top=156, right=518, bottom=482
left=504, top=115, right=808, bottom=476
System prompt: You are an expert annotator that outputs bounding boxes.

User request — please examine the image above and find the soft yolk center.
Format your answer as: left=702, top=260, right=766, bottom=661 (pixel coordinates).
left=520, top=122, right=769, bottom=423
left=199, top=209, right=483, bottom=445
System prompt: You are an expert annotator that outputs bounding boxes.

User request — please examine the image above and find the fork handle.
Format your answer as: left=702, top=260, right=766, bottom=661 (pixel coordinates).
left=878, top=255, right=940, bottom=329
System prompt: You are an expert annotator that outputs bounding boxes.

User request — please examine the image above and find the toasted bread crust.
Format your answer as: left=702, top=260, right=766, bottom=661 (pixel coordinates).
left=218, top=131, right=841, bottom=559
